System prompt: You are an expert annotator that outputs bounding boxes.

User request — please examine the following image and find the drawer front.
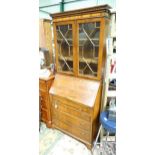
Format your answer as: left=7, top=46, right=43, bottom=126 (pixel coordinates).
left=52, top=97, right=92, bottom=122
left=39, top=80, right=47, bottom=91
left=40, top=95, right=47, bottom=109
left=53, top=110, right=91, bottom=131
left=53, top=118, right=91, bottom=143
left=53, top=96, right=92, bottom=114
left=41, top=109, right=48, bottom=122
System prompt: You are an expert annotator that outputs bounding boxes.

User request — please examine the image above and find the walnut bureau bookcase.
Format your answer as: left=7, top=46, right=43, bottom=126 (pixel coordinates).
left=49, top=5, right=111, bottom=149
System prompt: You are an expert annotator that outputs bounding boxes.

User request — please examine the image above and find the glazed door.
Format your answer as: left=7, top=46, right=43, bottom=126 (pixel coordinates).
left=77, top=18, right=104, bottom=80
left=54, top=21, right=75, bottom=74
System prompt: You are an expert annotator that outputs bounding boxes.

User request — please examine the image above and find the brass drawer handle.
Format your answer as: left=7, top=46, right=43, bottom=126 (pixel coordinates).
left=81, top=132, right=86, bottom=136
left=54, top=101, right=58, bottom=109
left=80, top=122, right=85, bottom=127
left=55, top=104, right=58, bottom=109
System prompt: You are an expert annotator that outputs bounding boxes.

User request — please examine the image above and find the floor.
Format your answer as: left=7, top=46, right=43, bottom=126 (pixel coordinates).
left=39, top=122, right=92, bottom=155
left=39, top=122, right=115, bottom=155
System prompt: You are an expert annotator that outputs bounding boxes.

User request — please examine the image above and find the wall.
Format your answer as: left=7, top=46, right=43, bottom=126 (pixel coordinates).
left=39, top=0, right=116, bottom=19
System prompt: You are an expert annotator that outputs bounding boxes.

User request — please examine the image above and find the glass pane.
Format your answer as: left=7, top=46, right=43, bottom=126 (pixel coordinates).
left=56, top=24, right=73, bottom=73
left=78, top=22, right=100, bottom=77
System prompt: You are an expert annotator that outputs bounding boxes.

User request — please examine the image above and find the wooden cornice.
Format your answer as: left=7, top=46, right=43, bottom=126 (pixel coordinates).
left=50, top=5, right=111, bottom=19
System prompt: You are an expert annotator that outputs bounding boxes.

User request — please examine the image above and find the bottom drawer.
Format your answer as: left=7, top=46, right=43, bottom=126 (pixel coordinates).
left=53, top=119, right=91, bottom=143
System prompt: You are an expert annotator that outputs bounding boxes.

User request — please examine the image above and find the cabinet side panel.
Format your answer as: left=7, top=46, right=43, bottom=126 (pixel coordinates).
left=102, top=18, right=110, bottom=77
left=97, top=18, right=104, bottom=80
left=92, top=84, right=102, bottom=141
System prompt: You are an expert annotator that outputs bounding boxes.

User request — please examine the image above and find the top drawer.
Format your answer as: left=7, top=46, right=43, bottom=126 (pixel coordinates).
left=53, top=96, right=93, bottom=113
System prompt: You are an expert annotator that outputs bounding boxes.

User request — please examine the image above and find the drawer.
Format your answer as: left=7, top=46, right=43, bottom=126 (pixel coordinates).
left=53, top=119, right=91, bottom=143
left=53, top=110, right=91, bottom=131
left=40, top=94, right=47, bottom=109
left=41, top=109, right=48, bottom=122
left=39, top=80, right=47, bottom=91
left=53, top=96, right=92, bottom=114
left=52, top=97, right=92, bottom=122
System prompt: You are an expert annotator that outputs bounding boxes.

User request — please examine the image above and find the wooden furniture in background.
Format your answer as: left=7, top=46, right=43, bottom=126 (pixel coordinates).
left=39, top=75, right=55, bottom=128
left=50, top=5, right=111, bottom=80
left=49, top=74, right=102, bottom=149
left=39, top=47, right=51, bottom=69
left=39, top=19, right=53, bottom=63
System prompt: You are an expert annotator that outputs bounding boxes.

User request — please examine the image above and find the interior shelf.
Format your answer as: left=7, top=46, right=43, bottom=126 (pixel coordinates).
left=58, top=67, right=73, bottom=73
left=79, top=69, right=97, bottom=76
left=57, top=38, right=99, bottom=41
left=59, top=55, right=73, bottom=61
left=59, top=55, right=98, bottom=64
left=79, top=57, right=98, bottom=64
